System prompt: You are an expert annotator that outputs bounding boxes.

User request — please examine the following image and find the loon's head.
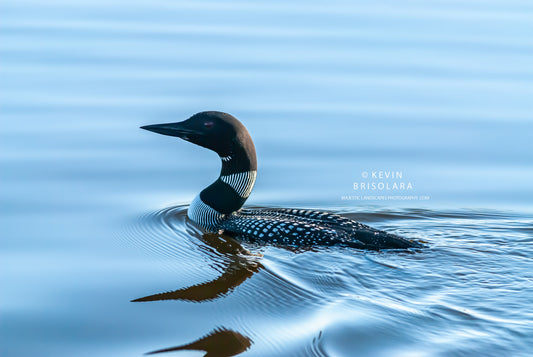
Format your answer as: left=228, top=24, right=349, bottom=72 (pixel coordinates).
left=141, top=111, right=255, bottom=159
left=142, top=111, right=257, bottom=221
left=141, top=111, right=257, bottom=173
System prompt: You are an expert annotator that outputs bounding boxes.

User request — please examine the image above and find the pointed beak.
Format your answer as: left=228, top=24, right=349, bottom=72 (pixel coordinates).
left=140, top=122, right=200, bottom=139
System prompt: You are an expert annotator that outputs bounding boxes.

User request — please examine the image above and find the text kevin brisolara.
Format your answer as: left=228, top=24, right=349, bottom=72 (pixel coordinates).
left=354, top=170, right=413, bottom=191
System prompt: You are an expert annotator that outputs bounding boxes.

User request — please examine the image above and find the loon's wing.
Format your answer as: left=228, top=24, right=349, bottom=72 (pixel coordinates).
left=222, top=208, right=422, bottom=249
left=221, top=213, right=367, bottom=249
left=241, top=208, right=368, bottom=229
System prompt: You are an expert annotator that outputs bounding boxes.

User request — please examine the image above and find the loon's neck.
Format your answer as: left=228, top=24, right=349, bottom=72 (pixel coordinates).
left=188, top=147, right=257, bottom=230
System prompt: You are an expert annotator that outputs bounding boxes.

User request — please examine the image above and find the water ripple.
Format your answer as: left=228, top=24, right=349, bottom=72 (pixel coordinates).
left=122, top=204, right=533, bottom=355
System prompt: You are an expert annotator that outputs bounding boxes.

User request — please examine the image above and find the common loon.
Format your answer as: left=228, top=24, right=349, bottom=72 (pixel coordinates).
left=141, top=111, right=422, bottom=250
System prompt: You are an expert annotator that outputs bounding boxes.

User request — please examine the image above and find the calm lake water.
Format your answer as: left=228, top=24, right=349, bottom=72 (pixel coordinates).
left=1, top=0, right=533, bottom=356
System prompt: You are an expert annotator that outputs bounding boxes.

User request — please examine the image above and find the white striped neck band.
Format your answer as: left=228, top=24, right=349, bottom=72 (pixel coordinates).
left=187, top=195, right=225, bottom=231
left=220, top=170, right=257, bottom=198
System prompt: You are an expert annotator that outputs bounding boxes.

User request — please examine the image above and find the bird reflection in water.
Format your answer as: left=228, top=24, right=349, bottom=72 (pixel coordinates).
left=146, top=326, right=252, bottom=357
left=132, top=232, right=262, bottom=302
left=132, top=232, right=258, bottom=356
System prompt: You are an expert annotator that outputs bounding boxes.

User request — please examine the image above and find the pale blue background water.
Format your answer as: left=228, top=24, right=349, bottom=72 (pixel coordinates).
left=1, top=1, right=532, bottom=356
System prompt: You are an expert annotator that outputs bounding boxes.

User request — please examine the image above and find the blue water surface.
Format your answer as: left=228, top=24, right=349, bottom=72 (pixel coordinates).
left=1, top=1, right=532, bottom=356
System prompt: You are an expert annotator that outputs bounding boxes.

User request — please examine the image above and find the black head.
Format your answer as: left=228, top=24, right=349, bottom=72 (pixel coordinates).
left=141, top=111, right=256, bottom=170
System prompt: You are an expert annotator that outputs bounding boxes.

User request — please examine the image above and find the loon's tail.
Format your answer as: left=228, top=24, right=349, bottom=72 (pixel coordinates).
left=348, top=228, right=424, bottom=250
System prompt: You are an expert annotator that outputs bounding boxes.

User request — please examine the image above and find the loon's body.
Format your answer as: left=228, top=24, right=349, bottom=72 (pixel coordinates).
left=142, top=111, right=421, bottom=250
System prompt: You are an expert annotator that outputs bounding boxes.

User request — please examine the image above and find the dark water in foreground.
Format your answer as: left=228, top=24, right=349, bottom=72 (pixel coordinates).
left=2, top=0, right=533, bottom=356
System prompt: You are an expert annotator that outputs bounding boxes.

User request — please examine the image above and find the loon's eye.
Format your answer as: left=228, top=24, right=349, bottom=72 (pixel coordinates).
left=204, top=121, right=214, bottom=129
